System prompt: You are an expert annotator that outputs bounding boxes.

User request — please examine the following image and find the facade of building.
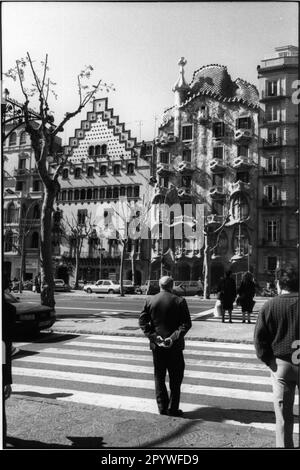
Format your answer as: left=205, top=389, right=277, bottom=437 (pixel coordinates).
left=3, top=115, right=61, bottom=282
left=55, top=98, right=152, bottom=284
left=150, top=58, right=259, bottom=288
left=256, top=45, right=299, bottom=285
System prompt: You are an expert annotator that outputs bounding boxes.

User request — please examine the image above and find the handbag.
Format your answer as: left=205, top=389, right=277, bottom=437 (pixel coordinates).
left=214, top=299, right=223, bottom=318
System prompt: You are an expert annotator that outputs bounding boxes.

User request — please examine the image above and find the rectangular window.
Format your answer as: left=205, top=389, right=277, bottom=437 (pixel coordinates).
left=237, top=145, right=248, bottom=157
left=77, top=209, right=87, bottom=225
left=267, top=81, right=278, bottom=97
left=33, top=180, right=40, bottom=191
left=267, top=220, right=278, bottom=242
left=16, top=181, right=23, bottom=191
left=212, top=174, right=223, bottom=187
left=266, top=105, right=280, bottom=122
left=267, top=256, right=277, bottom=272
left=160, top=152, right=169, bottom=164
left=236, top=172, right=249, bottom=183
left=183, top=149, right=191, bottom=162
left=264, top=185, right=277, bottom=202
left=213, top=147, right=224, bottom=160
left=267, top=156, right=280, bottom=173
left=236, top=117, right=251, bottom=129
left=19, top=159, right=26, bottom=169
left=182, top=125, right=193, bottom=141
left=267, top=128, right=279, bottom=143
left=213, top=122, right=225, bottom=138
left=160, top=177, right=169, bottom=188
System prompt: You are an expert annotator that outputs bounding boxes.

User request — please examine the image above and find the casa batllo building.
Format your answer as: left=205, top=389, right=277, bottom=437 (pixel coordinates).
left=256, top=45, right=299, bottom=285
left=150, top=58, right=259, bottom=288
left=55, top=98, right=151, bottom=284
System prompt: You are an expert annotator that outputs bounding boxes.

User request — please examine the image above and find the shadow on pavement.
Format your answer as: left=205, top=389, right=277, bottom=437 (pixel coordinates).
left=183, top=407, right=276, bottom=424
left=32, top=332, right=81, bottom=343
left=13, top=391, right=73, bottom=399
left=6, top=436, right=106, bottom=449
left=11, top=349, right=39, bottom=360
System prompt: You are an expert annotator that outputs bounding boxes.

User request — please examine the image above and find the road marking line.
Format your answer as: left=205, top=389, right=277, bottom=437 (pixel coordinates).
left=11, top=383, right=297, bottom=433
left=84, top=335, right=256, bottom=350
left=56, top=307, right=140, bottom=313
left=39, top=348, right=267, bottom=370
left=64, top=341, right=257, bottom=358
left=14, top=356, right=272, bottom=385
left=14, top=366, right=295, bottom=404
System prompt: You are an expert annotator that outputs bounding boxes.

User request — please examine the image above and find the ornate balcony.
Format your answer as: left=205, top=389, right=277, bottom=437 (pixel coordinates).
left=177, top=187, right=192, bottom=198
left=14, top=168, right=30, bottom=177
left=229, top=181, right=251, bottom=196
left=234, top=128, right=253, bottom=142
left=209, top=159, right=226, bottom=172
left=206, top=214, right=225, bottom=226
left=155, top=134, right=177, bottom=146
left=260, top=137, right=282, bottom=148
left=209, top=185, right=226, bottom=199
left=232, top=156, right=254, bottom=170
left=156, top=162, right=174, bottom=175
left=177, top=161, right=194, bottom=174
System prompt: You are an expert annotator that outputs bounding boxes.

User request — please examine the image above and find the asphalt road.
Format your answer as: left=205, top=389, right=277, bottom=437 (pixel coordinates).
left=23, top=291, right=216, bottom=318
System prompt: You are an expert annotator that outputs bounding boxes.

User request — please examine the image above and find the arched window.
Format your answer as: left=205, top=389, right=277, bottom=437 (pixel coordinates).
left=99, top=188, right=105, bottom=199
left=232, top=194, right=249, bottom=220
left=74, top=189, right=80, bottom=200
left=31, top=232, right=39, bottom=248
left=113, top=164, right=121, bottom=176
left=100, top=166, right=107, bottom=176
left=20, top=131, right=27, bottom=145
left=33, top=204, right=40, bottom=219
left=75, top=168, right=81, bottom=179
left=93, top=188, right=98, bottom=199
left=106, top=187, right=112, bottom=199
left=7, top=202, right=17, bottom=223
left=127, top=163, right=134, bottom=174
left=134, top=186, right=140, bottom=197
left=9, top=132, right=17, bottom=146
left=62, top=168, right=69, bottom=179
left=68, top=190, right=73, bottom=201
left=101, top=144, right=107, bottom=155
left=87, top=166, right=94, bottom=178
left=127, top=186, right=133, bottom=198
left=113, top=187, right=119, bottom=199
left=120, top=186, right=126, bottom=197
left=232, top=226, right=249, bottom=256
left=88, top=146, right=95, bottom=157
left=95, top=145, right=101, bottom=155
left=62, top=190, right=67, bottom=201
left=87, top=188, right=92, bottom=200
left=80, top=189, right=86, bottom=200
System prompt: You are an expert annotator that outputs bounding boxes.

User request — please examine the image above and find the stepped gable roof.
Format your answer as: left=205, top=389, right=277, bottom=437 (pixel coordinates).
left=187, top=64, right=259, bottom=109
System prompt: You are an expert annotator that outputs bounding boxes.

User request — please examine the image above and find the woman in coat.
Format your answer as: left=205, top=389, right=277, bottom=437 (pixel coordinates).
left=217, top=270, right=237, bottom=323
left=237, top=272, right=256, bottom=323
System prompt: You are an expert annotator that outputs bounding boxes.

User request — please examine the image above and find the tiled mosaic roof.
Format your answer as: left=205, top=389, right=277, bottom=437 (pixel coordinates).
left=187, top=64, right=259, bottom=109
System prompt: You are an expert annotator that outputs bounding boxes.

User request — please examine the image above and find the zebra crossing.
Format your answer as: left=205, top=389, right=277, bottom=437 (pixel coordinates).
left=12, top=334, right=299, bottom=433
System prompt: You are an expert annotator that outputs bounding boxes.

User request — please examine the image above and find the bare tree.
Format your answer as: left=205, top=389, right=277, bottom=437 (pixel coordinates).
left=61, top=212, right=95, bottom=289
left=5, top=53, right=114, bottom=307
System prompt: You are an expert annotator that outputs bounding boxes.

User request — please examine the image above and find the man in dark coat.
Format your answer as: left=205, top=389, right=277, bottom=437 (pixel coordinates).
left=254, top=266, right=299, bottom=448
left=139, top=276, right=192, bottom=417
left=217, top=270, right=237, bottom=323
left=2, top=279, right=16, bottom=448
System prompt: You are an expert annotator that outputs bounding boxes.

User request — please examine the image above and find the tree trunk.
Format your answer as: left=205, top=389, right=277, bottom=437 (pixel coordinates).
left=119, top=241, right=126, bottom=296
left=40, top=186, right=56, bottom=308
left=203, top=233, right=211, bottom=299
left=19, top=231, right=26, bottom=294
left=74, top=244, right=80, bottom=289
left=131, top=247, right=135, bottom=285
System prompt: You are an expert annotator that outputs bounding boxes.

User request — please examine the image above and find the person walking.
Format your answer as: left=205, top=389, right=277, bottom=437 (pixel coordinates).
left=217, top=270, right=236, bottom=323
left=237, top=271, right=256, bottom=323
left=139, top=276, right=192, bottom=417
left=254, top=266, right=299, bottom=448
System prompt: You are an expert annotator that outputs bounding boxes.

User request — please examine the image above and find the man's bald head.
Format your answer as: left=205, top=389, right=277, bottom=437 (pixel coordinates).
left=159, top=276, right=174, bottom=292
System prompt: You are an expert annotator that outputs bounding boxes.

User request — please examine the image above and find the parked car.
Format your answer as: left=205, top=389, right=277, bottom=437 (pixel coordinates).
left=122, top=280, right=135, bottom=294
left=136, top=280, right=160, bottom=295
left=54, top=279, right=71, bottom=292
left=4, top=291, right=56, bottom=335
left=83, top=279, right=121, bottom=294
left=173, top=280, right=203, bottom=297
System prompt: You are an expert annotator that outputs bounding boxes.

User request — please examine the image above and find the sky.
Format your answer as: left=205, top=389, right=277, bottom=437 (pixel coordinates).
left=2, top=1, right=298, bottom=143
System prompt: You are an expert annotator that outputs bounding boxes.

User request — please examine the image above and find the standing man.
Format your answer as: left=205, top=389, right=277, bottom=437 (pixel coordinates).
left=217, top=270, right=236, bottom=323
left=254, top=266, right=299, bottom=448
left=139, top=276, right=192, bottom=417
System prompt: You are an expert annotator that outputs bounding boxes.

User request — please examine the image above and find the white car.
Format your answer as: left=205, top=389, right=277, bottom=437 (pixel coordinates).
left=83, top=279, right=121, bottom=294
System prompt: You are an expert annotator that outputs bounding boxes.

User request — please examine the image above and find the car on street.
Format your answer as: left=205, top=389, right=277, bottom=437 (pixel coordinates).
left=54, top=279, right=71, bottom=292
left=83, top=279, right=121, bottom=294
left=122, top=280, right=135, bottom=294
left=4, top=291, right=56, bottom=335
left=136, top=280, right=160, bottom=295
left=173, top=280, right=203, bottom=297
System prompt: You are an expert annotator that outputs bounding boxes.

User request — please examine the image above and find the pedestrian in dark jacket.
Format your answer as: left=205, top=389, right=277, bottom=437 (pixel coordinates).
left=254, top=266, right=299, bottom=448
left=237, top=271, right=256, bottom=323
left=139, top=276, right=192, bottom=417
left=2, top=278, right=16, bottom=448
left=217, top=270, right=236, bottom=323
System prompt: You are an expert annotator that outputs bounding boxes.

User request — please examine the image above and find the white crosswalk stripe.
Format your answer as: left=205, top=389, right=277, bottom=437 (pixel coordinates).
left=12, top=334, right=299, bottom=433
